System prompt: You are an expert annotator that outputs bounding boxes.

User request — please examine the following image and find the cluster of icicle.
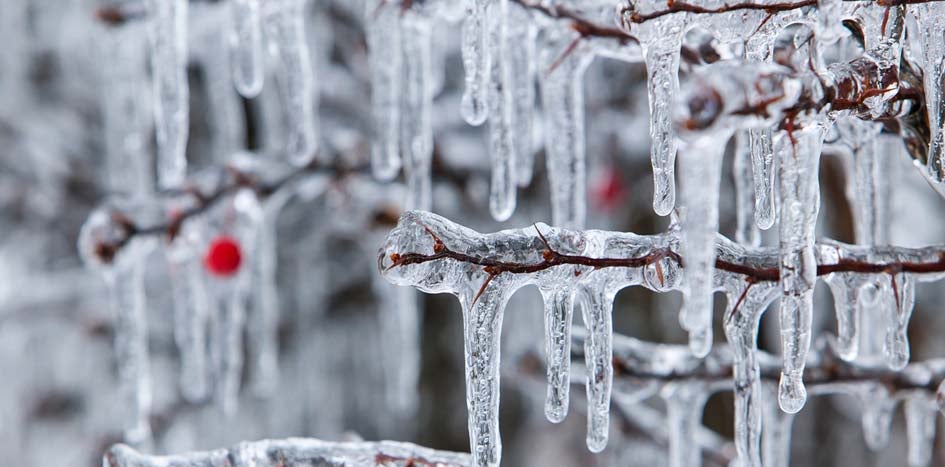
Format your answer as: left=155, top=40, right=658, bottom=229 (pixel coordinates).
left=147, top=0, right=319, bottom=190
left=370, top=2, right=945, bottom=466
left=379, top=211, right=945, bottom=467
left=78, top=157, right=301, bottom=445
left=104, top=438, right=471, bottom=467
left=365, top=0, right=945, bottom=229
left=87, top=0, right=324, bottom=445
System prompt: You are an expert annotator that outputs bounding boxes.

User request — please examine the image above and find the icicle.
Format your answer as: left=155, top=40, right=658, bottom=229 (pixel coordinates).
left=147, top=0, right=190, bottom=189
left=168, top=244, right=211, bottom=403
left=201, top=34, right=248, bottom=160
left=102, top=29, right=152, bottom=197
left=386, top=286, right=421, bottom=416
left=741, top=40, right=778, bottom=231
left=219, top=289, right=246, bottom=415
left=230, top=0, right=264, bottom=97
left=460, top=276, right=511, bottom=467
left=264, top=0, right=318, bottom=166
left=734, top=131, right=760, bottom=246
left=839, top=120, right=889, bottom=245
left=762, top=388, right=796, bottom=467
left=580, top=286, right=615, bottom=453
left=540, top=286, right=574, bottom=423
left=776, top=126, right=825, bottom=414
left=508, top=4, right=536, bottom=187
left=724, top=282, right=778, bottom=467
left=401, top=15, right=434, bottom=211
left=860, top=384, right=896, bottom=449
left=539, top=39, right=591, bottom=229
left=678, top=132, right=728, bottom=357
left=366, top=0, right=403, bottom=181
left=910, top=4, right=945, bottom=181
left=823, top=273, right=860, bottom=361
left=461, top=0, right=492, bottom=126
left=884, top=272, right=915, bottom=370
left=487, top=0, right=516, bottom=221
left=643, top=37, right=683, bottom=216
left=661, top=383, right=708, bottom=467
left=905, top=395, right=937, bottom=467
left=249, top=218, right=279, bottom=396
left=106, top=259, right=152, bottom=445
left=750, top=128, right=777, bottom=230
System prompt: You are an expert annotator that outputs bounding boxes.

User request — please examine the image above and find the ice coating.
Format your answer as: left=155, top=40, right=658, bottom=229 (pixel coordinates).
left=379, top=209, right=945, bottom=465
left=366, top=0, right=403, bottom=181
left=461, top=0, right=492, bottom=126
left=147, top=0, right=190, bottom=189
left=229, top=0, right=264, bottom=97
left=776, top=126, right=825, bottom=414
left=103, top=438, right=473, bottom=467
left=908, top=3, right=945, bottom=181
left=263, top=0, right=318, bottom=165
left=379, top=211, right=678, bottom=461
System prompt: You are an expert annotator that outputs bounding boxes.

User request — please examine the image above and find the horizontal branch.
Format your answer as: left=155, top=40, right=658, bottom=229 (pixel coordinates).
left=104, top=439, right=472, bottom=467
left=385, top=214, right=945, bottom=285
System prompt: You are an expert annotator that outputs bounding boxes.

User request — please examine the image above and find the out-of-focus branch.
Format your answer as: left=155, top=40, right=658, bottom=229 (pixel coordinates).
left=103, top=439, right=472, bottom=467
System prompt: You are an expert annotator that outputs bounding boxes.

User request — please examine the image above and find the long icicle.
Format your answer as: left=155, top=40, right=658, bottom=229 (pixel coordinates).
left=777, top=126, right=826, bottom=414
left=487, top=0, right=516, bottom=221
left=509, top=3, right=536, bottom=187
left=460, top=277, right=510, bottom=467
left=580, top=286, right=615, bottom=453
left=402, top=14, right=434, bottom=211
left=366, top=0, right=403, bottom=181
left=229, top=0, right=264, bottom=97
left=461, top=0, right=492, bottom=126
left=678, top=132, right=729, bottom=357
left=147, top=0, right=190, bottom=189
left=540, top=286, right=574, bottom=423
left=107, top=259, right=152, bottom=445
left=265, top=0, right=318, bottom=166
left=643, top=36, right=683, bottom=216
left=539, top=39, right=591, bottom=229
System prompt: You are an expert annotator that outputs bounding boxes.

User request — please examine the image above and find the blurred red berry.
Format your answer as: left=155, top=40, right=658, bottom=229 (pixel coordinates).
left=591, top=167, right=625, bottom=211
left=204, top=235, right=242, bottom=277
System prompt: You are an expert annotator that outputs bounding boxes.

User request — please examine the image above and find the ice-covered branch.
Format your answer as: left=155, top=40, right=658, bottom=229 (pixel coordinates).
left=379, top=211, right=945, bottom=467
left=382, top=212, right=945, bottom=285
left=104, top=438, right=472, bottom=467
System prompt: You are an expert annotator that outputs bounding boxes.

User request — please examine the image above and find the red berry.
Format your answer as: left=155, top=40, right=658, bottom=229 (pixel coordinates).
left=204, top=235, right=242, bottom=277
left=591, top=167, right=625, bottom=211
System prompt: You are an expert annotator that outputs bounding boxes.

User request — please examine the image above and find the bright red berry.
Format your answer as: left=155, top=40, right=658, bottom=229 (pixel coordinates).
left=204, top=235, right=242, bottom=277
left=591, top=167, right=625, bottom=211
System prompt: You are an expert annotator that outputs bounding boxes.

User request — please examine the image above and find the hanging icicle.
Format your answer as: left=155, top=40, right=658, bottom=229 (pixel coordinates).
left=146, top=0, right=190, bottom=189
